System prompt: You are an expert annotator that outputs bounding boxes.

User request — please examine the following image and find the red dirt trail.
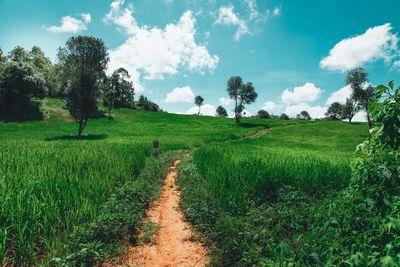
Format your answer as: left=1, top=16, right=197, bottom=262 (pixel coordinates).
left=113, top=159, right=209, bottom=267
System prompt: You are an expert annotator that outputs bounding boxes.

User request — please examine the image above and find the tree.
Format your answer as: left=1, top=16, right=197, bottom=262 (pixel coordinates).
left=136, top=95, right=160, bottom=112
left=0, top=62, right=45, bottom=121
left=29, top=46, right=57, bottom=97
left=325, top=102, right=343, bottom=120
left=280, top=113, right=289, bottom=120
left=101, top=67, right=134, bottom=118
left=341, top=98, right=358, bottom=123
left=58, top=36, right=108, bottom=136
left=216, top=105, right=228, bottom=117
left=227, top=76, right=258, bottom=123
left=8, top=46, right=29, bottom=63
left=194, top=95, right=204, bottom=115
left=297, top=110, right=311, bottom=120
left=257, top=109, right=270, bottom=119
left=346, top=67, right=374, bottom=130
left=0, top=48, right=6, bottom=64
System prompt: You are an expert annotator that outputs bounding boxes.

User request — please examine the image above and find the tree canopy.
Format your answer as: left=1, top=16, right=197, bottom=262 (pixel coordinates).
left=58, top=36, right=109, bottom=136
left=227, top=76, right=258, bottom=123
left=216, top=105, right=228, bottom=117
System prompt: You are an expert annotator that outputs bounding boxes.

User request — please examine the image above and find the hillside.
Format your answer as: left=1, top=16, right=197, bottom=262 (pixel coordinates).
left=0, top=99, right=369, bottom=265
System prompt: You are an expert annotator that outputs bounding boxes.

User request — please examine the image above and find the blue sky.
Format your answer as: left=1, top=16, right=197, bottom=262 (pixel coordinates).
left=1, top=0, right=399, bottom=118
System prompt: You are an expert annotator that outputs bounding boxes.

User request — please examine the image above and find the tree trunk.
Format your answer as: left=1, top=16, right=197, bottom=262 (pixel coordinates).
left=78, top=119, right=87, bottom=136
left=366, top=100, right=372, bottom=132
left=198, top=106, right=200, bottom=116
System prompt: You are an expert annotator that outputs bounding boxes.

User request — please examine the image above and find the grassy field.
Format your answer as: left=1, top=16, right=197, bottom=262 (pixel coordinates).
left=0, top=99, right=368, bottom=265
left=0, top=99, right=297, bottom=264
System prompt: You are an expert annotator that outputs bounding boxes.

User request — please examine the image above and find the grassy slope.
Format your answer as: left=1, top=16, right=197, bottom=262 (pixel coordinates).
left=0, top=98, right=368, bottom=265
left=0, top=99, right=296, bottom=264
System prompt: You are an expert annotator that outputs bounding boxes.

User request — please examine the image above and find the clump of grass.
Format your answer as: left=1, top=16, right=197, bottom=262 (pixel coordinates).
left=139, top=221, right=160, bottom=245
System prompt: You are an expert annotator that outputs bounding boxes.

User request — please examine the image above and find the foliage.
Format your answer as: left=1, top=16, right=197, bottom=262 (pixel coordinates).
left=257, top=109, right=270, bottom=119
left=194, top=95, right=204, bottom=115
left=342, top=97, right=359, bottom=122
left=0, top=62, right=46, bottom=121
left=136, top=95, right=160, bottom=112
left=346, top=67, right=375, bottom=129
left=226, top=76, right=258, bottom=123
left=58, top=36, right=109, bottom=136
left=101, top=67, right=134, bottom=118
left=325, top=101, right=343, bottom=120
left=216, top=105, right=228, bottom=117
left=280, top=113, right=289, bottom=120
left=296, top=110, right=311, bottom=120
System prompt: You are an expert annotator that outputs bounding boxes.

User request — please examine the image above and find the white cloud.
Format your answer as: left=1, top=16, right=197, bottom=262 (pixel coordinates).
left=105, top=0, right=219, bottom=91
left=245, top=0, right=259, bottom=20
left=320, top=23, right=399, bottom=71
left=164, top=86, right=195, bottom=103
left=273, top=7, right=281, bottom=16
left=284, top=103, right=327, bottom=119
left=219, top=97, right=233, bottom=105
left=186, top=103, right=216, bottom=116
left=326, top=85, right=352, bottom=105
left=215, top=5, right=249, bottom=41
left=47, top=13, right=91, bottom=33
left=281, top=82, right=322, bottom=104
left=262, top=101, right=282, bottom=113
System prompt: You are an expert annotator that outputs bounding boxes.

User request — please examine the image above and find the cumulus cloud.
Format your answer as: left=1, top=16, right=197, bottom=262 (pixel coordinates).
left=186, top=103, right=216, bottom=116
left=47, top=13, right=91, bottom=33
left=105, top=0, right=219, bottom=91
left=215, top=5, right=249, bottom=41
left=164, top=86, right=195, bottom=103
left=219, top=97, right=233, bottom=106
left=281, top=82, right=322, bottom=105
left=325, top=85, right=352, bottom=105
left=320, top=23, right=400, bottom=71
left=262, top=101, right=282, bottom=113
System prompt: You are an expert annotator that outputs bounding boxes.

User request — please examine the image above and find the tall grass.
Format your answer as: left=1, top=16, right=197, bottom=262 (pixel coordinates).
left=0, top=140, right=147, bottom=264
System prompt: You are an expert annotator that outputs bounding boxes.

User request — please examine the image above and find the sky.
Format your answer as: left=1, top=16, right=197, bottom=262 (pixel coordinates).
left=0, top=0, right=399, bottom=119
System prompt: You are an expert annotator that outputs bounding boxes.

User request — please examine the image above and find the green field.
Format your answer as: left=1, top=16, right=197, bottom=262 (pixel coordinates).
left=0, top=99, right=369, bottom=265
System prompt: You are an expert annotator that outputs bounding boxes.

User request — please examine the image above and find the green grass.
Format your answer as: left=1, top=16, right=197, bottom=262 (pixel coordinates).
left=0, top=98, right=368, bottom=265
left=0, top=98, right=295, bottom=265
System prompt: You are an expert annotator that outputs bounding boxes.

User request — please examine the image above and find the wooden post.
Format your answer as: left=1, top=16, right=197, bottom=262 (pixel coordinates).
left=152, top=139, right=159, bottom=158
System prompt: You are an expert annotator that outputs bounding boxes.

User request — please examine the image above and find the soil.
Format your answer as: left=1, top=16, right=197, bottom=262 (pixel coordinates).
left=113, top=159, right=209, bottom=267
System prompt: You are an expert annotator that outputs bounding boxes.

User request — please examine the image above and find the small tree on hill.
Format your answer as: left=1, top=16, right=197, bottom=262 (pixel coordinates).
left=297, top=110, right=311, bottom=120
left=341, top=98, right=358, bottom=123
left=227, top=76, right=258, bottom=123
left=257, top=109, right=270, bottom=119
left=58, top=36, right=109, bottom=136
left=346, top=67, right=374, bottom=130
left=101, top=67, right=134, bottom=118
left=216, top=105, right=228, bottom=117
left=194, top=95, right=204, bottom=115
left=325, top=102, right=343, bottom=120
left=0, top=62, right=45, bottom=121
left=280, top=113, right=289, bottom=120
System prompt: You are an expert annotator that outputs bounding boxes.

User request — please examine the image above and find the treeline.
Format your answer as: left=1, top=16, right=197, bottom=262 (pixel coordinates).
left=0, top=36, right=161, bottom=133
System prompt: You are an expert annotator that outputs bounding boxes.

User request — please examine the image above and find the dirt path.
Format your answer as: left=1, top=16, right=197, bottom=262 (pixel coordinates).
left=115, top=160, right=209, bottom=267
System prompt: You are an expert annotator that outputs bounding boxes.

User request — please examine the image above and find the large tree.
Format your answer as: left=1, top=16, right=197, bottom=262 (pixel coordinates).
left=8, top=46, right=29, bottom=63
left=0, top=62, right=46, bottom=121
left=227, top=76, right=258, bottom=123
left=325, top=102, right=343, bottom=120
left=216, top=105, right=228, bottom=117
left=346, top=67, right=374, bottom=130
left=194, top=95, right=204, bottom=116
left=58, top=36, right=108, bottom=136
left=101, top=67, right=134, bottom=118
left=280, top=113, right=289, bottom=120
left=341, top=98, right=359, bottom=123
